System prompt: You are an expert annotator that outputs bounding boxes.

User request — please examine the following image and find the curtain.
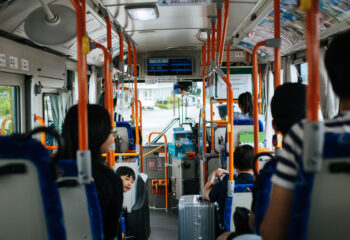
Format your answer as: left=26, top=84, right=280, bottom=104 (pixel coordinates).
left=89, top=67, right=98, bottom=104
left=319, top=47, right=339, bottom=119
left=262, top=64, right=274, bottom=150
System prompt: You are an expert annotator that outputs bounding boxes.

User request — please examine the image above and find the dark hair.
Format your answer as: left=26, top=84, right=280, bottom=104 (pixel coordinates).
left=234, top=145, right=254, bottom=171
left=238, top=92, right=253, bottom=117
left=271, top=83, right=306, bottom=135
left=325, top=29, right=350, bottom=99
left=116, top=166, right=135, bottom=180
left=61, top=104, right=111, bottom=168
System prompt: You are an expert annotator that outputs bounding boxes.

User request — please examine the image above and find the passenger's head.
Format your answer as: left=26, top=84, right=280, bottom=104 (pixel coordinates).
left=116, top=166, right=135, bottom=192
left=271, top=83, right=306, bottom=135
left=325, top=29, right=350, bottom=100
left=61, top=104, right=114, bottom=167
left=234, top=145, right=254, bottom=171
left=238, top=92, right=253, bottom=117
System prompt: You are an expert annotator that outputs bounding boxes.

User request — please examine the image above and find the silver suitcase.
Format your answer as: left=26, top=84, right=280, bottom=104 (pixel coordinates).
left=178, top=195, right=217, bottom=240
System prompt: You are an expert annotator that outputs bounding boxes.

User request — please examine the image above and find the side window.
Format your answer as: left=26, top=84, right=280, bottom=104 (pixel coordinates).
left=0, top=86, right=20, bottom=135
left=299, top=63, right=308, bottom=84
left=43, top=93, right=63, bottom=146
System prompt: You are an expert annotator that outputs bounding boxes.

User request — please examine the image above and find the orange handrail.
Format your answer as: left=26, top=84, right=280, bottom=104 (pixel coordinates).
left=274, top=0, right=281, bottom=88
left=252, top=41, right=266, bottom=173
left=211, top=20, right=215, bottom=62
left=70, top=0, right=88, bottom=151
left=93, top=42, right=115, bottom=167
left=105, top=16, right=115, bottom=167
left=1, top=117, right=12, bottom=135
left=219, top=0, right=229, bottom=66
left=102, top=152, right=139, bottom=157
left=137, top=99, right=144, bottom=172
left=207, top=32, right=211, bottom=66
left=34, top=115, right=46, bottom=145
left=226, top=43, right=234, bottom=182
left=306, top=0, right=320, bottom=121
left=148, top=132, right=168, bottom=209
left=133, top=45, right=140, bottom=149
left=118, top=31, right=124, bottom=64
left=210, top=97, right=215, bottom=152
left=34, top=114, right=59, bottom=150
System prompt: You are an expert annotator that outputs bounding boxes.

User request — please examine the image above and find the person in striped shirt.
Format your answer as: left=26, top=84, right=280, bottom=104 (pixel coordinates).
left=260, top=29, right=350, bottom=240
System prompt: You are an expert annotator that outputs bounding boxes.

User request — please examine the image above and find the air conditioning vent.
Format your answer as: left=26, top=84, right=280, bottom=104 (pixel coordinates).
left=159, top=0, right=210, bottom=6
left=0, top=0, right=14, bottom=12
left=167, top=46, right=197, bottom=51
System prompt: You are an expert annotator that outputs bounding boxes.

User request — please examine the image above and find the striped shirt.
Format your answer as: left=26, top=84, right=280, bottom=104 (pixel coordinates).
left=271, top=112, right=350, bottom=189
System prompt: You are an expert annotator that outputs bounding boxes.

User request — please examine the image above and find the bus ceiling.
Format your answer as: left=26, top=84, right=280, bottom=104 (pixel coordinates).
left=0, top=0, right=349, bottom=66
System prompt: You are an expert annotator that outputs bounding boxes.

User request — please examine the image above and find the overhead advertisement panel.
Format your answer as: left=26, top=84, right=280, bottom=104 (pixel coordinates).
left=238, top=0, right=350, bottom=59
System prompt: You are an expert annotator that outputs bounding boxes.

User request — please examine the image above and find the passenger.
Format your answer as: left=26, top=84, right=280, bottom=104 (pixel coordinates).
left=61, top=104, right=123, bottom=240
left=204, top=145, right=254, bottom=232
left=217, top=83, right=307, bottom=240
left=115, top=166, right=135, bottom=240
left=116, top=166, right=136, bottom=193
left=235, top=92, right=253, bottom=119
left=260, top=30, right=350, bottom=240
left=217, top=92, right=254, bottom=120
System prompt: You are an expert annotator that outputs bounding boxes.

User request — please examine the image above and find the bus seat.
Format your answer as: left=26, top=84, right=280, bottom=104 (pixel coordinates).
left=116, top=122, right=135, bottom=152
left=57, top=160, right=103, bottom=240
left=127, top=173, right=151, bottom=239
left=253, top=159, right=277, bottom=234
left=224, top=184, right=254, bottom=232
left=289, top=133, right=350, bottom=240
left=0, top=136, right=66, bottom=240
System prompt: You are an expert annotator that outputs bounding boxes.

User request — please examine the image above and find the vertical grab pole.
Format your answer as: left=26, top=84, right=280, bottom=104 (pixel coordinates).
left=133, top=45, right=140, bottom=152
left=69, top=0, right=90, bottom=184
left=274, top=0, right=281, bottom=88
left=138, top=99, right=144, bottom=172
left=127, top=41, right=134, bottom=120
left=105, top=16, right=115, bottom=167
left=252, top=41, right=266, bottom=172
left=216, top=4, right=222, bottom=63
left=148, top=132, right=168, bottom=209
left=306, top=0, right=320, bottom=122
left=202, top=44, right=208, bottom=184
left=219, top=0, right=229, bottom=66
left=226, top=44, right=234, bottom=183
left=93, top=42, right=114, bottom=167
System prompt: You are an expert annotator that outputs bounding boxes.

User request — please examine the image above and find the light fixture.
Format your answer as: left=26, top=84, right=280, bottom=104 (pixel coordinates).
left=125, top=5, right=159, bottom=21
left=196, top=29, right=208, bottom=42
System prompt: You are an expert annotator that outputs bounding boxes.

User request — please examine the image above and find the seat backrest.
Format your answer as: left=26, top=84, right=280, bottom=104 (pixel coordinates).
left=116, top=122, right=135, bottom=152
left=57, top=160, right=103, bottom=240
left=0, top=136, right=66, bottom=240
left=226, top=184, right=254, bottom=232
left=289, top=133, right=350, bottom=240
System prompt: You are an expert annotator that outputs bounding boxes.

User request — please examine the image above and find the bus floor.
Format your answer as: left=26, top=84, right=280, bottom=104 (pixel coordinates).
left=149, top=209, right=178, bottom=240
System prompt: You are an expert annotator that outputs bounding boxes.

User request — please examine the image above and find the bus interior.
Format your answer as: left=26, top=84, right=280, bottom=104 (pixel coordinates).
left=0, top=0, right=349, bottom=239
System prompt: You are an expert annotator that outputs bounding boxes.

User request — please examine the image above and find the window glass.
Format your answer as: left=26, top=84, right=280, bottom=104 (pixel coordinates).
left=118, top=82, right=203, bottom=143
left=44, top=93, right=64, bottom=146
left=300, top=63, right=308, bottom=84
left=0, top=86, right=20, bottom=135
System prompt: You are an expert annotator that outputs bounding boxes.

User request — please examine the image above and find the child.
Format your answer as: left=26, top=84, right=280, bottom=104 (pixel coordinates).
left=116, top=166, right=136, bottom=193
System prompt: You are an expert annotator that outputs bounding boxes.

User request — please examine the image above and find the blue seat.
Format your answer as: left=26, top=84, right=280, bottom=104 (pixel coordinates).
left=57, top=160, right=104, bottom=240
left=288, top=133, right=350, bottom=240
left=116, top=121, right=136, bottom=151
left=0, top=136, right=66, bottom=240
